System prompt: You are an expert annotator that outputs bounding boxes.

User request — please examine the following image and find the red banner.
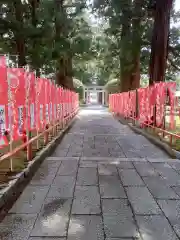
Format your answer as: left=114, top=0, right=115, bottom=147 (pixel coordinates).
left=167, top=82, right=176, bottom=129
left=51, top=83, right=57, bottom=121
left=138, top=88, right=146, bottom=123
left=7, top=68, right=26, bottom=140
left=56, top=87, right=61, bottom=121
left=25, top=72, right=36, bottom=130
left=60, top=87, right=63, bottom=121
left=129, top=91, right=136, bottom=118
left=36, top=78, right=46, bottom=130
left=0, top=56, right=9, bottom=147
left=154, top=82, right=165, bottom=127
left=109, top=81, right=177, bottom=130
left=44, top=79, right=50, bottom=125
left=0, top=55, right=79, bottom=150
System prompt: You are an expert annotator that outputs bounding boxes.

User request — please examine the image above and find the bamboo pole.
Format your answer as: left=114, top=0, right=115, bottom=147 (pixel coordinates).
left=7, top=55, right=13, bottom=172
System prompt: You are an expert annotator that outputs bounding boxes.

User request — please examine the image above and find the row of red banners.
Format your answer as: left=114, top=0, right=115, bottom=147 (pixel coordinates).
left=0, top=56, right=79, bottom=148
left=109, top=82, right=176, bottom=129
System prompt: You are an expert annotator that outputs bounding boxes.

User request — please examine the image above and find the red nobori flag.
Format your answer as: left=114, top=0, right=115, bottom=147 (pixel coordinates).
left=56, top=87, right=61, bottom=121
left=36, top=78, right=46, bottom=130
left=25, top=71, right=36, bottom=130
left=52, top=83, right=57, bottom=121
left=49, top=81, right=54, bottom=123
left=59, top=87, right=63, bottom=121
left=166, top=82, right=176, bottom=130
left=0, top=56, right=9, bottom=147
left=155, top=82, right=166, bottom=127
left=44, top=79, right=50, bottom=125
left=8, top=68, right=26, bottom=140
left=138, top=87, right=147, bottom=123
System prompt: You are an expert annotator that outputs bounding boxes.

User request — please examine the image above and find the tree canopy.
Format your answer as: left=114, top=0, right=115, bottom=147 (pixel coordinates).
left=92, top=0, right=180, bottom=91
left=0, top=0, right=180, bottom=91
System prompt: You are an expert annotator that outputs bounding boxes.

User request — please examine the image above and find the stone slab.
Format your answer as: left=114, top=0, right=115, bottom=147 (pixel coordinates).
left=30, top=172, right=55, bottom=186
left=133, top=162, right=159, bottom=177
left=120, top=148, right=142, bottom=158
left=52, top=150, right=68, bottom=157
left=66, top=151, right=82, bottom=157
left=67, top=215, right=104, bottom=240
left=108, top=151, right=126, bottom=158
left=168, top=162, right=180, bottom=171
left=116, top=161, right=134, bottom=169
left=76, top=167, right=98, bottom=185
left=136, top=215, right=178, bottom=240
left=152, top=163, right=180, bottom=186
left=30, top=198, right=72, bottom=237
left=29, top=238, right=65, bottom=240
left=9, top=186, right=49, bottom=214
left=0, top=214, right=37, bottom=240
left=119, top=169, right=144, bottom=186
left=40, top=160, right=62, bottom=169
left=80, top=157, right=116, bottom=161
left=99, top=175, right=126, bottom=198
left=47, top=176, right=75, bottom=198
left=33, top=164, right=59, bottom=175
left=102, top=199, right=133, bottom=217
left=143, top=177, right=180, bottom=199
left=56, top=160, right=79, bottom=176
left=46, top=157, right=79, bottom=161
left=72, top=186, right=100, bottom=214
left=147, top=158, right=175, bottom=163
left=158, top=200, right=180, bottom=237
left=172, top=186, right=180, bottom=197
left=98, top=164, right=118, bottom=176
left=126, top=187, right=161, bottom=214
left=79, top=161, right=98, bottom=168
left=104, top=215, right=139, bottom=238
left=106, top=239, right=134, bottom=240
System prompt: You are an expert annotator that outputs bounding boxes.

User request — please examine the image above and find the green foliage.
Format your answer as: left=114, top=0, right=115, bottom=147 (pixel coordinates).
left=0, top=0, right=94, bottom=86
left=0, top=0, right=180, bottom=89
left=93, top=0, right=180, bottom=87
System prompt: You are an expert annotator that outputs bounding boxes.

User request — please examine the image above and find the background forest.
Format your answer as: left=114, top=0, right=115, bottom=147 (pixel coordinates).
left=0, top=0, right=180, bottom=95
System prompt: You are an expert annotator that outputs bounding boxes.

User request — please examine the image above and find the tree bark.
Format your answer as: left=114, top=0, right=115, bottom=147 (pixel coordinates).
left=130, top=57, right=140, bottom=89
left=120, top=0, right=144, bottom=92
left=13, top=0, right=26, bottom=67
left=30, top=0, right=40, bottom=73
left=120, top=71, right=132, bottom=92
left=149, top=0, right=173, bottom=85
left=129, top=0, right=144, bottom=90
left=54, top=0, right=74, bottom=90
left=119, top=0, right=132, bottom=92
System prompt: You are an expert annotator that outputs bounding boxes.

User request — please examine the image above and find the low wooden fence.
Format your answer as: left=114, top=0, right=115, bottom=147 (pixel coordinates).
left=0, top=55, right=79, bottom=174
left=109, top=81, right=180, bottom=149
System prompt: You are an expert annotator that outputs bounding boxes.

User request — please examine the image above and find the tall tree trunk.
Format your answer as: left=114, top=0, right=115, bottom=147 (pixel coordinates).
left=54, top=0, right=66, bottom=86
left=30, top=0, right=41, bottom=75
left=119, top=0, right=132, bottom=92
left=65, top=55, right=74, bottom=90
left=149, top=0, right=173, bottom=85
left=54, top=0, right=74, bottom=90
left=56, top=56, right=66, bottom=87
left=120, top=71, right=132, bottom=92
left=130, top=58, right=140, bottom=89
left=13, top=0, right=26, bottom=67
left=30, top=0, right=40, bottom=73
left=130, top=0, right=144, bottom=90
left=120, top=0, right=144, bottom=92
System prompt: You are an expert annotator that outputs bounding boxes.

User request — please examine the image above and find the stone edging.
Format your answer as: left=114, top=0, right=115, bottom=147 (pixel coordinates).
left=0, top=115, right=77, bottom=213
left=116, top=116, right=180, bottom=160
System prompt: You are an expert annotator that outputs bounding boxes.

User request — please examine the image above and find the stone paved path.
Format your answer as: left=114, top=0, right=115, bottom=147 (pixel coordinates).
left=1, top=106, right=180, bottom=239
